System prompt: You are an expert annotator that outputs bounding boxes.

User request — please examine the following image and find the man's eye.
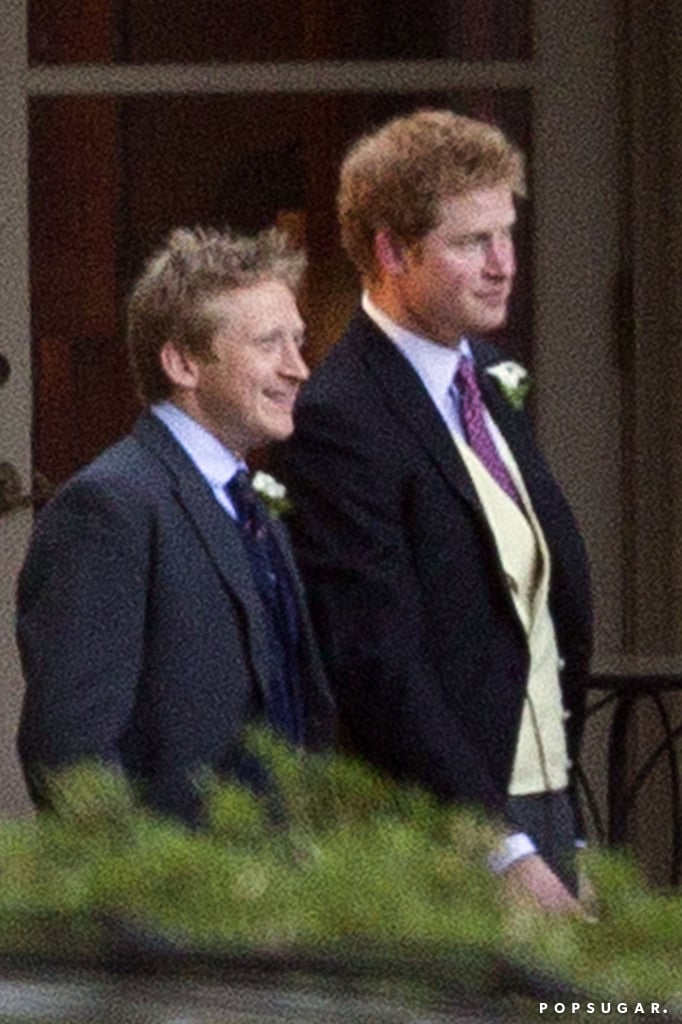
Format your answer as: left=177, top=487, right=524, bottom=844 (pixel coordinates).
left=454, top=236, right=486, bottom=250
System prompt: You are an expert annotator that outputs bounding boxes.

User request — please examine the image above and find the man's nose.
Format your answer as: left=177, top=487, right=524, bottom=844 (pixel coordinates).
left=484, top=237, right=515, bottom=277
left=281, top=338, right=310, bottom=381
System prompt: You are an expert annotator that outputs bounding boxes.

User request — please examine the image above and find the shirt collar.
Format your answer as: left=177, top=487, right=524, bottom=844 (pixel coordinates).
left=362, top=293, right=472, bottom=406
left=151, top=401, right=245, bottom=488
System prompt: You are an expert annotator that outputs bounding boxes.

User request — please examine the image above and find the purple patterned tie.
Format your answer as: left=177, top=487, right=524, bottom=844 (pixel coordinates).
left=455, top=358, right=522, bottom=507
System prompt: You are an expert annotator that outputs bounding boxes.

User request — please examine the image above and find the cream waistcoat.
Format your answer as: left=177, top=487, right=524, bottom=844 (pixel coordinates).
left=453, top=432, right=568, bottom=796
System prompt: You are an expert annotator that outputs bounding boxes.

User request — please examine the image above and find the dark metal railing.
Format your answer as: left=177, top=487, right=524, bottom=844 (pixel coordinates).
left=580, top=673, right=682, bottom=886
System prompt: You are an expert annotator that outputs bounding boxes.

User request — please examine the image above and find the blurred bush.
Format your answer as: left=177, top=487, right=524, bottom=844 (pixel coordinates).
left=0, top=729, right=680, bottom=1016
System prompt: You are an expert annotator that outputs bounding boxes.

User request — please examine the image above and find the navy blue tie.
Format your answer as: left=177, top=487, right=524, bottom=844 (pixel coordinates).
left=228, top=470, right=268, bottom=538
left=226, top=470, right=303, bottom=746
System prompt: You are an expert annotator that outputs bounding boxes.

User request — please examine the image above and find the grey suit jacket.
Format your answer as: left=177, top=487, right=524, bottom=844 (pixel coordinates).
left=17, top=412, right=334, bottom=825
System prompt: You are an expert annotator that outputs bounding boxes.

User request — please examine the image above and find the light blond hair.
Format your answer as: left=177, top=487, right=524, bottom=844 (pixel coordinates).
left=127, top=225, right=306, bottom=402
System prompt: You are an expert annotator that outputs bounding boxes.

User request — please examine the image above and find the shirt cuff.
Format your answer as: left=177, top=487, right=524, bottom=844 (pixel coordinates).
left=488, top=832, right=537, bottom=874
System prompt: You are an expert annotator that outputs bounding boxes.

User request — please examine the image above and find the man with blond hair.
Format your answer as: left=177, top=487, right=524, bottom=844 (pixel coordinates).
left=276, top=110, right=593, bottom=911
left=17, top=225, right=334, bottom=826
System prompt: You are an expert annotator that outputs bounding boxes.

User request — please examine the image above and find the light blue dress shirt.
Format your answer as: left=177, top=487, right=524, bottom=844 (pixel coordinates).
left=151, top=400, right=245, bottom=519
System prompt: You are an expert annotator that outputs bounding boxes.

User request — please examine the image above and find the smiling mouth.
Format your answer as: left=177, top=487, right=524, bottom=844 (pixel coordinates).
left=264, top=389, right=297, bottom=409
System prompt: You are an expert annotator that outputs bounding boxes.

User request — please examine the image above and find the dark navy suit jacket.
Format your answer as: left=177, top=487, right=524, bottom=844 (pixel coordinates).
left=17, top=412, right=334, bottom=825
left=275, top=310, right=592, bottom=829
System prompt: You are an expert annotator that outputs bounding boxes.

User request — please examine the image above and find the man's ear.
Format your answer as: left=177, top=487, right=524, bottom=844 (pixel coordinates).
left=374, top=228, right=408, bottom=275
left=159, top=340, right=199, bottom=390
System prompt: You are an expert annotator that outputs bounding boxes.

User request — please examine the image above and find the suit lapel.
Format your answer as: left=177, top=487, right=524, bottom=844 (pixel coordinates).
left=347, top=313, right=542, bottom=515
left=472, top=341, right=545, bottom=505
left=471, top=342, right=556, bottom=609
left=351, top=312, right=482, bottom=513
left=270, top=516, right=335, bottom=733
left=131, top=413, right=273, bottom=690
left=348, top=315, right=542, bottom=631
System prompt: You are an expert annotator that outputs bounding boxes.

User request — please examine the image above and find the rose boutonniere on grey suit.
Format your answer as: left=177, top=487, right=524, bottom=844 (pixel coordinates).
left=486, top=361, right=531, bottom=411
left=252, top=471, right=293, bottom=518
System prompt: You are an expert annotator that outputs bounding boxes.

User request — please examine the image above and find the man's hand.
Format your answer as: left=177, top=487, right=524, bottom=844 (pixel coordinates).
left=501, top=854, right=582, bottom=915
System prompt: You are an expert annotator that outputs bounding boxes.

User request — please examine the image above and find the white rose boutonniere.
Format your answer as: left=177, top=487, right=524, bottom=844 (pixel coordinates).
left=486, top=360, right=531, bottom=411
left=251, top=471, right=292, bottom=518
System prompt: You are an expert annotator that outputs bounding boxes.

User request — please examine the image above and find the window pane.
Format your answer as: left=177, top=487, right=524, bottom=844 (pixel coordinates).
left=30, top=0, right=532, bottom=65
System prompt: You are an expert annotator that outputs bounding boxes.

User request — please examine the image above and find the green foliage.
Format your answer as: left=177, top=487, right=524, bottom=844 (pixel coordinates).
left=508, top=846, right=682, bottom=1006
left=1, top=732, right=682, bottom=1014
